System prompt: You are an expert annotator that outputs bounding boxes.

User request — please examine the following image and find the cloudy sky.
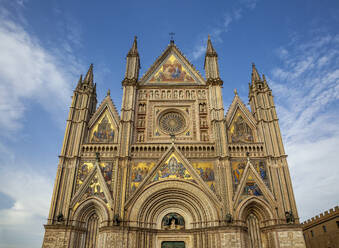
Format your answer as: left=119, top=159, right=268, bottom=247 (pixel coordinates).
left=0, top=0, right=338, bottom=247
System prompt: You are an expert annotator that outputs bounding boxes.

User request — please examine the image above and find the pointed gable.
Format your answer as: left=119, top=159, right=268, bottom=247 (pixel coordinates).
left=88, top=94, right=120, bottom=143
left=139, top=44, right=205, bottom=85
left=226, top=93, right=257, bottom=143
left=72, top=161, right=114, bottom=211
left=232, top=158, right=274, bottom=207
left=126, top=145, right=221, bottom=206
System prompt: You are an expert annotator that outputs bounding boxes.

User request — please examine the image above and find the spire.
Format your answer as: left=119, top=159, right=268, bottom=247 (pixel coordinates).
left=83, top=64, right=94, bottom=85
left=127, top=36, right=139, bottom=56
left=76, top=74, right=83, bottom=88
left=206, top=35, right=217, bottom=57
left=251, top=63, right=261, bottom=83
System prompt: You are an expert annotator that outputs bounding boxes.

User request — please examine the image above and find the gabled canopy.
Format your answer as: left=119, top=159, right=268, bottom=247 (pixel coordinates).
left=139, top=43, right=205, bottom=85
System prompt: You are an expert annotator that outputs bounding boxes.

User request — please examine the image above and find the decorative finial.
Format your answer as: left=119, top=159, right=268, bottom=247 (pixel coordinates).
left=234, top=88, right=238, bottom=95
left=170, top=133, right=176, bottom=144
left=208, top=34, right=211, bottom=40
left=246, top=152, right=250, bottom=162
left=95, top=152, right=100, bottom=162
left=169, top=32, right=175, bottom=44
left=107, top=89, right=110, bottom=96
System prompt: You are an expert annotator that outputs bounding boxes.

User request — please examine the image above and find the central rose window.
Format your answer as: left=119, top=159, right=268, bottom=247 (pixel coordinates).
left=158, top=111, right=186, bottom=134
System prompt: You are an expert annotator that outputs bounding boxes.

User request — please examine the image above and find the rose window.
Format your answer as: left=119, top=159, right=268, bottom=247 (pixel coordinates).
left=159, top=111, right=186, bottom=134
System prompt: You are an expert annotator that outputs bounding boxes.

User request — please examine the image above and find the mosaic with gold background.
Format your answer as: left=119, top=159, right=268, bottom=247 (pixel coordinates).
left=229, top=110, right=254, bottom=143
left=150, top=55, right=194, bottom=83
left=130, top=161, right=156, bottom=193
left=76, top=162, right=113, bottom=192
left=152, top=154, right=193, bottom=182
left=231, top=159, right=269, bottom=193
left=90, top=112, right=115, bottom=143
left=192, top=162, right=216, bottom=193
left=80, top=175, right=107, bottom=203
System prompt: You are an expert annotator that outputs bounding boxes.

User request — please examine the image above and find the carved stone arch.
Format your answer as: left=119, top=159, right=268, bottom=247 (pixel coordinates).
left=235, top=196, right=275, bottom=224
left=126, top=180, right=219, bottom=230
left=73, top=197, right=110, bottom=227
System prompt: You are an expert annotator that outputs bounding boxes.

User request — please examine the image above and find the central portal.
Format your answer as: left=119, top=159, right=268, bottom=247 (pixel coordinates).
left=161, top=241, right=185, bottom=248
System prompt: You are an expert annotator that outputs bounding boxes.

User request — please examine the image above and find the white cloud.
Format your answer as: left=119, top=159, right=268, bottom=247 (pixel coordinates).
left=269, top=32, right=339, bottom=221
left=190, top=0, right=259, bottom=60
left=0, top=5, right=83, bottom=248
left=0, top=10, right=82, bottom=131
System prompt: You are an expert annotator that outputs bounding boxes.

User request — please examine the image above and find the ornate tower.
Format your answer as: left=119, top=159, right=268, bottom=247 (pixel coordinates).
left=42, top=37, right=305, bottom=248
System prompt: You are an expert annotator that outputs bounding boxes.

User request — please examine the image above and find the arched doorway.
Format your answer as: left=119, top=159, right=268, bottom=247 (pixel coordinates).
left=84, top=213, right=99, bottom=248
left=246, top=213, right=262, bottom=248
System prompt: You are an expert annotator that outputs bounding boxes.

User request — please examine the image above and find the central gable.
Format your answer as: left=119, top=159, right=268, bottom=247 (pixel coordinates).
left=139, top=44, right=205, bottom=85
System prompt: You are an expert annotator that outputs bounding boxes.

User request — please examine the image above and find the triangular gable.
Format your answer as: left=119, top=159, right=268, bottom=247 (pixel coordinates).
left=225, top=94, right=257, bottom=143
left=88, top=95, right=120, bottom=143
left=125, top=144, right=221, bottom=208
left=225, top=94, right=256, bottom=126
left=233, top=158, right=274, bottom=207
left=71, top=161, right=113, bottom=211
left=139, top=44, right=205, bottom=85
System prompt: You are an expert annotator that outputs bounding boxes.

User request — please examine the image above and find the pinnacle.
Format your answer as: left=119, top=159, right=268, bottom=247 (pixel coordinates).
left=206, top=35, right=217, bottom=56
left=251, top=63, right=261, bottom=83
left=83, top=64, right=94, bottom=85
left=127, top=36, right=139, bottom=56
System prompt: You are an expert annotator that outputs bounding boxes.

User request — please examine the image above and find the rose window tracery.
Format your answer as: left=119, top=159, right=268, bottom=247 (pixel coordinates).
left=159, top=111, right=186, bottom=134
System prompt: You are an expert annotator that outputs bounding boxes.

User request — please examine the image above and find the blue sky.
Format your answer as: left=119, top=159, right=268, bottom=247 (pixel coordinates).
left=0, top=0, right=338, bottom=247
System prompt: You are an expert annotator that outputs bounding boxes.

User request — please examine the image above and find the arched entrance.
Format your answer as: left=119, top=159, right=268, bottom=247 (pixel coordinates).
left=126, top=180, right=220, bottom=248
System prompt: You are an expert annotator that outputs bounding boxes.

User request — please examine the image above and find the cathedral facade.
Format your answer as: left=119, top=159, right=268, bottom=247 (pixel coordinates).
left=42, top=37, right=306, bottom=248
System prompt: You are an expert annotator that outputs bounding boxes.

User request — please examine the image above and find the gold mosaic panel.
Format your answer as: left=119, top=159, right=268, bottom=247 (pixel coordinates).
left=90, top=111, right=115, bottom=143
left=229, top=110, right=254, bottom=143
left=152, top=154, right=193, bottom=182
left=149, top=55, right=194, bottom=83
left=192, top=162, right=216, bottom=192
left=130, top=161, right=155, bottom=193
left=76, top=162, right=113, bottom=191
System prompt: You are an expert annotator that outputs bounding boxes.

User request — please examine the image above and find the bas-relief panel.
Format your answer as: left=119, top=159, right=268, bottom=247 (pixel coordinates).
left=229, top=111, right=254, bottom=143
left=152, top=154, right=193, bottom=182
left=231, top=160, right=269, bottom=195
left=76, top=162, right=113, bottom=191
left=130, top=162, right=155, bottom=193
left=150, top=55, right=194, bottom=83
left=192, top=162, right=216, bottom=193
left=90, top=113, right=115, bottom=143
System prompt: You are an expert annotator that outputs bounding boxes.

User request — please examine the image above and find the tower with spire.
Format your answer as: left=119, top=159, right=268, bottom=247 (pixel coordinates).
left=42, top=37, right=306, bottom=248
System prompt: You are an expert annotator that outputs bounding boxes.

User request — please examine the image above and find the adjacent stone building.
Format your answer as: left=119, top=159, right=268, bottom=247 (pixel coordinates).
left=302, top=206, right=339, bottom=248
left=42, top=37, right=306, bottom=248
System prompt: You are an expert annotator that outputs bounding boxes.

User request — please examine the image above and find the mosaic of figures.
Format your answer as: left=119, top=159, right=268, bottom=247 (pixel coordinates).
left=137, top=89, right=207, bottom=101
left=152, top=155, right=193, bottom=182
left=149, top=55, right=194, bottom=83
left=90, top=114, right=115, bottom=143
left=76, top=162, right=113, bottom=191
left=162, top=213, right=185, bottom=230
left=80, top=175, right=107, bottom=203
left=231, top=159, right=269, bottom=194
left=192, top=162, right=216, bottom=192
left=229, top=111, right=254, bottom=143
left=130, top=162, right=155, bottom=193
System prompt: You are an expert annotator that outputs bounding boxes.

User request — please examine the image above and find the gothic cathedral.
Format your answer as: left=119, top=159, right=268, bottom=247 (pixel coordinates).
left=42, top=37, right=306, bottom=248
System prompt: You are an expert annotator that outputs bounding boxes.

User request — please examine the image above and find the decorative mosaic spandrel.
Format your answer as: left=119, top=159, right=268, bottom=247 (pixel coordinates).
left=80, top=174, right=108, bottom=203
left=229, top=110, right=254, bottom=143
left=149, top=55, right=194, bottom=83
left=231, top=160, right=269, bottom=192
left=130, top=162, right=155, bottom=193
left=90, top=112, right=115, bottom=143
left=192, top=162, right=216, bottom=192
left=243, top=172, right=262, bottom=196
left=152, top=154, right=193, bottom=182
left=76, top=162, right=113, bottom=191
